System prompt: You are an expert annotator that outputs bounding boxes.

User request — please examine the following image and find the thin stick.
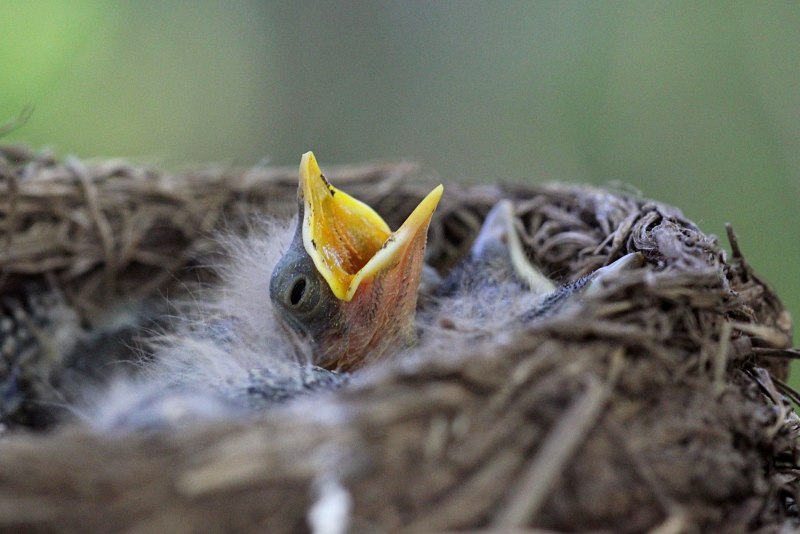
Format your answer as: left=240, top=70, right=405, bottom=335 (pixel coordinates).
left=493, top=377, right=610, bottom=527
left=773, top=377, right=800, bottom=407
left=725, top=223, right=743, bottom=260
left=752, top=347, right=800, bottom=360
left=0, top=105, right=34, bottom=138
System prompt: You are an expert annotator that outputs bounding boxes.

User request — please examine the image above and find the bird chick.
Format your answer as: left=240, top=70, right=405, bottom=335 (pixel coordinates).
left=270, top=151, right=443, bottom=371
left=81, top=217, right=347, bottom=432
left=69, top=152, right=445, bottom=432
left=427, top=199, right=644, bottom=336
left=435, top=199, right=555, bottom=297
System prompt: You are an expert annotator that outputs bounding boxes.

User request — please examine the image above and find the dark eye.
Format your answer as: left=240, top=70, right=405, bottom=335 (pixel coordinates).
left=289, top=277, right=307, bottom=306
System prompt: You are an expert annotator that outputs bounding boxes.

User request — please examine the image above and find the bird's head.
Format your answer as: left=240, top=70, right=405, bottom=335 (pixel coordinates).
left=270, top=151, right=443, bottom=371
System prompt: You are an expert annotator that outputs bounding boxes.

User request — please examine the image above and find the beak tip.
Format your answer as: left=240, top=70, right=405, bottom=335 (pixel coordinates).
left=300, top=151, right=321, bottom=178
left=417, top=183, right=445, bottom=222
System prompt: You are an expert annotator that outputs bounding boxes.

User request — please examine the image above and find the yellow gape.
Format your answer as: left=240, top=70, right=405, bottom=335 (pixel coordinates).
left=300, top=151, right=443, bottom=301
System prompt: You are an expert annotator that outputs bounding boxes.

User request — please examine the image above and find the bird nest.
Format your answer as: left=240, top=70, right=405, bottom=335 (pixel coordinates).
left=0, top=145, right=798, bottom=533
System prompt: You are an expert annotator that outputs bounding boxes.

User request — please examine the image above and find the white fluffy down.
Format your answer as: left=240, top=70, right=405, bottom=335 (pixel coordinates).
left=83, top=218, right=317, bottom=431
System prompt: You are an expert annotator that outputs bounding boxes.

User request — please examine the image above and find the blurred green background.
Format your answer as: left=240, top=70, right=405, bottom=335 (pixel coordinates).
left=2, top=1, right=798, bottom=382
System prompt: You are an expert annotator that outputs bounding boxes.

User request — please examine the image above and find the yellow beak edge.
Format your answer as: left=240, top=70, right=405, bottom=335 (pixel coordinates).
left=299, top=151, right=443, bottom=301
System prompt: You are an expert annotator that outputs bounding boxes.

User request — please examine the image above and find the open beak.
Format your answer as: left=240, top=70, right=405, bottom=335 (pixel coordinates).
left=468, top=200, right=556, bottom=294
left=295, top=151, right=443, bottom=369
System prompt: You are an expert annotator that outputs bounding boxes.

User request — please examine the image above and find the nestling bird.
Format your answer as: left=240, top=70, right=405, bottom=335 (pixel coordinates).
left=1, top=151, right=643, bottom=432
left=269, top=151, right=443, bottom=371
left=77, top=152, right=445, bottom=430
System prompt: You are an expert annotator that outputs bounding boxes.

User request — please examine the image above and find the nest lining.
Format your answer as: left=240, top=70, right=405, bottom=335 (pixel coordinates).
left=0, top=145, right=798, bottom=533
